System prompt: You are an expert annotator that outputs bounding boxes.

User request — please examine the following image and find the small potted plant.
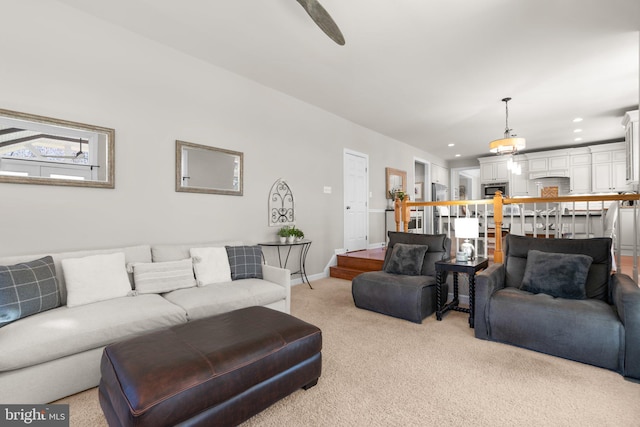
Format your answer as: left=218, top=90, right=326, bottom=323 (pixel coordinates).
left=387, top=190, right=396, bottom=208
left=293, top=227, right=305, bottom=242
left=278, top=226, right=290, bottom=243
left=287, top=226, right=297, bottom=243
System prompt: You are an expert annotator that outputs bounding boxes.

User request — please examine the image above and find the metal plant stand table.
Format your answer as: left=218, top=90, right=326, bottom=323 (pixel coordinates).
left=258, top=240, right=312, bottom=289
left=435, top=257, right=489, bottom=328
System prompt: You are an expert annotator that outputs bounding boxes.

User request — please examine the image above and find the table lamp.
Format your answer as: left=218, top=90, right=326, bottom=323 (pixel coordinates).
left=455, top=217, right=479, bottom=261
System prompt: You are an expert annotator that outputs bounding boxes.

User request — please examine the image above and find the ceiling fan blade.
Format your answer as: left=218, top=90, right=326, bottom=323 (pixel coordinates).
left=296, top=0, right=345, bottom=45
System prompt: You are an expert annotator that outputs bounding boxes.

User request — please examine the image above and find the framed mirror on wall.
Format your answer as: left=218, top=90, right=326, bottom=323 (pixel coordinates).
left=385, top=167, right=407, bottom=197
left=175, top=140, right=243, bottom=195
left=0, top=108, right=115, bottom=188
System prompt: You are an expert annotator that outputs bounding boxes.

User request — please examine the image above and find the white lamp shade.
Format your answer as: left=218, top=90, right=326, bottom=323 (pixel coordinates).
left=455, top=217, right=479, bottom=239
left=489, top=137, right=526, bottom=154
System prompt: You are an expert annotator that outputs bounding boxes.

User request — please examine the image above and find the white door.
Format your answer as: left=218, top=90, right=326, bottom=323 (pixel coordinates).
left=344, top=150, right=368, bottom=251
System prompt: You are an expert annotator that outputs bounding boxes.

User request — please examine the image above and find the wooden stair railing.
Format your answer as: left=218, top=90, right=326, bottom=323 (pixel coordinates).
left=394, top=193, right=640, bottom=276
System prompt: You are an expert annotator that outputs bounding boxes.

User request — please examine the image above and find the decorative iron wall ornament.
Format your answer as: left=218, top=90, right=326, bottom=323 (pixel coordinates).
left=268, top=179, right=295, bottom=226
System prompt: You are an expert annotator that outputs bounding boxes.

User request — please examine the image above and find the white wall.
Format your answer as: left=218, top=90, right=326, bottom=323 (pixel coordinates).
left=0, top=1, right=446, bottom=276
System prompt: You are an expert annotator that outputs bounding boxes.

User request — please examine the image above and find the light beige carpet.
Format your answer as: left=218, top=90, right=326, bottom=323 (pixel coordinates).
left=57, top=278, right=640, bottom=426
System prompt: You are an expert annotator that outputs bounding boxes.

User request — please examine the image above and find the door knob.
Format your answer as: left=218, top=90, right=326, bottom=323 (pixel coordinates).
left=346, top=206, right=351, bottom=210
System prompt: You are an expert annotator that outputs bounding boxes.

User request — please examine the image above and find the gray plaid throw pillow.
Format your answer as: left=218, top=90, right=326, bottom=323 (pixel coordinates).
left=0, top=256, right=60, bottom=327
left=225, top=246, right=263, bottom=280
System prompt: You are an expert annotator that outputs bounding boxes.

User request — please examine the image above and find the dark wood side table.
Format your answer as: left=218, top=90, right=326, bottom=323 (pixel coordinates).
left=258, top=240, right=312, bottom=289
left=435, top=257, right=489, bottom=328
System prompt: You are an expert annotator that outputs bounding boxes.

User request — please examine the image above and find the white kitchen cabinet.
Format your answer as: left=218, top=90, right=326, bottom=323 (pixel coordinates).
left=619, top=207, right=639, bottom=255
left=591, top=143, right=631, bottom=192
left=477, top=142, right=630, bottom=195
left=592, top=161, right=628, bottom=192
left=613, top=154, right=628, bottom=190
left=592, top=163, right=613, bottom=192
left=479, top=157, right=509, bottom=183
left=432, top=164, right=449, bottom=186
left=529, top=155, right=568, bottom=173
left=623, top=110, right=639, bottom=186
left=549, top=155, right=569, bottom=170
left=528, top=157, right=548, bottom=173
left=570, top=165, right=591, bottom=193
left=526, top=150, right=569, bottom=179
left=568, top=149, right=591, bottom=194
left=510, top=161, right=530, bottom=196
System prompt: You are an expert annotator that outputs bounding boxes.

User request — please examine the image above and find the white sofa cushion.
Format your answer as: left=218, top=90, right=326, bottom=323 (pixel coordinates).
left=62, top=253, right=132, bottom=307
left=130, top=259, right=196, bottom=294
left=0, top=294, right=187, bottom=371
left=162, top=279, right=286, bottom=320
left=189, top=247, right=231, bottom=286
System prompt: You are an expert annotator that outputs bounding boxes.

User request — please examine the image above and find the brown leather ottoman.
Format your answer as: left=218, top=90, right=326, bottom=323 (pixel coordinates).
left=98, top=306, right=322, bottom=427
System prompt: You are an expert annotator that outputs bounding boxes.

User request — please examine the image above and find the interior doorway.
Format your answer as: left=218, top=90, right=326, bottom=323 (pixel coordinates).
left=451, top=167, right=481, bottom=203
left=343, top=149, right=369, bottom=252
left=413, top=157, right=432, bottom=233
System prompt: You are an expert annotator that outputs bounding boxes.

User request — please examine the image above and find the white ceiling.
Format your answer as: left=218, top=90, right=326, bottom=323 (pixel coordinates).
left=57, top=0, right=639, bottom=162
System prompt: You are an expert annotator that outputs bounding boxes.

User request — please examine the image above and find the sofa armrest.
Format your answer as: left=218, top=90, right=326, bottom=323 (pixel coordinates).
left=611, top=273, right=640, bottom=380
left=262, top=264, right=291, bottom=313
left=474, top=263, right=506, bottom=340
left=262, top=264, right=290, bottom=287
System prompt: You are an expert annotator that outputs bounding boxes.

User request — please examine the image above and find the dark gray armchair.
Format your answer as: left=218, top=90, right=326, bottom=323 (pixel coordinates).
left=475, top=234, right=640, bottom=380
left=351, top=232, right=451, bottom=323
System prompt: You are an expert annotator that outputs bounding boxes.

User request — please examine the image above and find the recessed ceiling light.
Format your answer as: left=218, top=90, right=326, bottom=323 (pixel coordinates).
left=448, top=143, right=455, bottom=147
left=574, top=129, right=583, bottom=133
left=574, top=137, right=583, bottom=142
left=455, top=154, right=461, bottom=157
left=573, top=117, right=583, bottom=123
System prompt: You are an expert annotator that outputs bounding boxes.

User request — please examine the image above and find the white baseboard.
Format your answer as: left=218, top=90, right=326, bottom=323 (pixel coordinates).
left=453, top=294, right=470, bottom=305
left=368, top=241, right=386, bottom=249
left=292, top=271, right=327, bottom=286
left=323, top=248, right=351, bottom=276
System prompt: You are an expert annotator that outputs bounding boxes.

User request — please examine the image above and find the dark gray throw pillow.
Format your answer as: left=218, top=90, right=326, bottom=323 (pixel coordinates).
left=0, top=256, right=60, bottom=327
left=520, top=249, right=593, bottom=299
left=384, top=243, right=429, bottom=276
left=225, top=246, right=263, bottom=280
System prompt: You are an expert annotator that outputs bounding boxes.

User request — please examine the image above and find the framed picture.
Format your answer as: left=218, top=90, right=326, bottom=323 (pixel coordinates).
left=414, top=182, right=424, bottom=201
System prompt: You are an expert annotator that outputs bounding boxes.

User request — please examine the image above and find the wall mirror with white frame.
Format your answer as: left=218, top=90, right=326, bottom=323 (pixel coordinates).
left=0, top=108, right=114, bottom=188
left=175, top=140, right=243, bottom=195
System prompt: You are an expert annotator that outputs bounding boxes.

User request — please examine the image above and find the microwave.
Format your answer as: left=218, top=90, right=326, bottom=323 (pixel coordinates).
left=482, top=182, right=508, bottom=198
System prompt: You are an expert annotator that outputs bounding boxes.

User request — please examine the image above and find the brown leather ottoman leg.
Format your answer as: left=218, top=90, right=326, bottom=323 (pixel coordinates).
left=99, top=306, right=322, bottom=427
left=99, top=386, right=123, bottom=427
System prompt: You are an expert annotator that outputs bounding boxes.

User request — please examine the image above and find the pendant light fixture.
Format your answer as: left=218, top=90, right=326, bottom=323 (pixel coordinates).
left=506, top=154, right=522, bottom=175
left=489, top=97, right=526, bottom=154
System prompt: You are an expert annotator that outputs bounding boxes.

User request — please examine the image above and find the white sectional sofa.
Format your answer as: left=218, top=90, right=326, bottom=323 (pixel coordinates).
left=0, top=241, right=291, bottom=404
